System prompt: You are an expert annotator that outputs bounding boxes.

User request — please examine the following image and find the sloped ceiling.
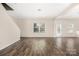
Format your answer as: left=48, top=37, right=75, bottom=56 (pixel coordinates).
left=6, top=3, right=72, bottom=20
left=58, top=4, right=79, bottom=19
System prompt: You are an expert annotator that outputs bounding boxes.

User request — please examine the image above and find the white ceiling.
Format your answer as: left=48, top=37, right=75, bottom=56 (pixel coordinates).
left=58, top=4, right=79, bottom=18
left=6, top=3, right=79, bottom=20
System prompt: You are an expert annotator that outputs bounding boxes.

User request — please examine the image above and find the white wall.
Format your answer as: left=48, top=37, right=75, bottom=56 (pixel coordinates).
left=18, top=18, right=54, bottom=37
left=12, top=17, right=79, bottom=37
left=0, top=4, right=20, bottom=50
left=54, top=18, right=79, bottom=37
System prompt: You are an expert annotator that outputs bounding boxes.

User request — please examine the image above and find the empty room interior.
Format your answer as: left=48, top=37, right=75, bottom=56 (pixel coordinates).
left=0, top=3, right=79, bottom=56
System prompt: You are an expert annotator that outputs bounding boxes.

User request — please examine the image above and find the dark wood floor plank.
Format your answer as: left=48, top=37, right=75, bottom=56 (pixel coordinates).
left=0, top=37, right=79, bottom=56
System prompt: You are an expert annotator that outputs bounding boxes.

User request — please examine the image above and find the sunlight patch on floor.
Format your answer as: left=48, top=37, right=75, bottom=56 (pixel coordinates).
left=56, top=38, right=62, bottom=49
left=66, top=38, right=76, bottom=55
left=32, top=39, right=46, bottom=54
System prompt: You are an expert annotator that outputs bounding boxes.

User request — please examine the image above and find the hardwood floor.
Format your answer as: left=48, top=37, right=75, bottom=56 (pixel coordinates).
left=0, top=37, right=79, bottom=56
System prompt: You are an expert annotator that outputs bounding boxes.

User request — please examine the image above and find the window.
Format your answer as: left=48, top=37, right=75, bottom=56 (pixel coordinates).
left=56, top=24, right=62, bottom=36
left=68, top=24, right=74, bottom=33
left=40, top=24, right=45, bottom=32
left=34, top=23, right=39, bottom=32
left=33, top=23, right=45, bottom=33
